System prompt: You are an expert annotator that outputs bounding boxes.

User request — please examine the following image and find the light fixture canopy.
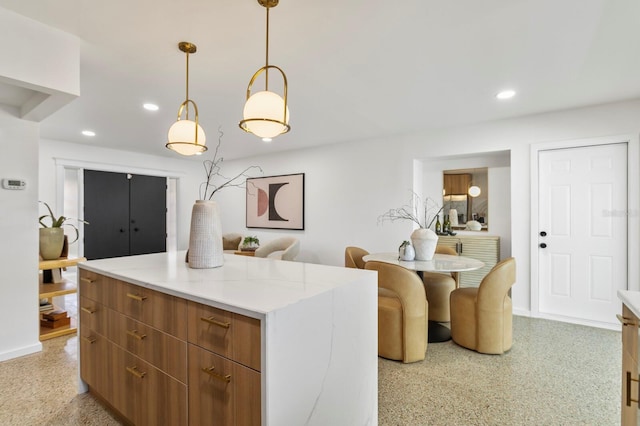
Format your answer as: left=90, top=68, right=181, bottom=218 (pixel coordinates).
left=166, top=41, right=207, bottom=156
left=239, top=0, right=290, bottom=139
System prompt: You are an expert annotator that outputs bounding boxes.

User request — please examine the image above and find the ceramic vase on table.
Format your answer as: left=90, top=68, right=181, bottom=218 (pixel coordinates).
left=410, top=228, right=438, bottom=261
left=39, top=228, right=64, bottom=260
left=399, top=241, right=415, bottom=261
left=188, top=200, right=223, bottom=269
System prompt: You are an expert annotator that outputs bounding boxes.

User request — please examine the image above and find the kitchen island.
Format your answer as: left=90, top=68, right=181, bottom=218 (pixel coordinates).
left=78, top=251, right=378, bottom=425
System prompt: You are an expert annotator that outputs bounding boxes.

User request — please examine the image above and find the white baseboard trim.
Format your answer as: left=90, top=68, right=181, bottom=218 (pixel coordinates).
left=0, top=342, right=42, bottom=362
left=530, top=312, right=621, bottom=331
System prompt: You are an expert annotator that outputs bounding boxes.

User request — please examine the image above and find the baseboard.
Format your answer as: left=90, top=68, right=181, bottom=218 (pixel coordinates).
left=0, top=341, right=43, bottom=362
left=533, top=312, right=621, bottom=331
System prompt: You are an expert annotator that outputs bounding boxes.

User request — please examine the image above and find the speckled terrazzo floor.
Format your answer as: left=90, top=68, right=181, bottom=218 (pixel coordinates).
left=0, top=315, right=621, bottom=425
left=378, top=315, right=621, bottom=425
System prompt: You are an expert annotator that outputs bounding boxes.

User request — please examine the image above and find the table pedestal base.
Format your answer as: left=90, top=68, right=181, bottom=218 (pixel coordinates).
left=428, top=321, right=451, bottom=343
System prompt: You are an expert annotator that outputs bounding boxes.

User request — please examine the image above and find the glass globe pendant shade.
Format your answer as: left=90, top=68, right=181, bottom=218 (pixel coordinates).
left=242, top=91, right=290, bottom=139
left=468, top=185, right=481, bottom=197
left=166, top=119, right=207, bottom=156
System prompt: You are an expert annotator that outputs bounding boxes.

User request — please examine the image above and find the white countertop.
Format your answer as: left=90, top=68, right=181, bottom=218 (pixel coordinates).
left=618, top=290, right=640, bottom=319
left=79, top=251, right=376, bottom=319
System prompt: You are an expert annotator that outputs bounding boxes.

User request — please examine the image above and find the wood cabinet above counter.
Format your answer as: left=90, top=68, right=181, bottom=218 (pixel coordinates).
left=444, top=173, right=471, bottom=195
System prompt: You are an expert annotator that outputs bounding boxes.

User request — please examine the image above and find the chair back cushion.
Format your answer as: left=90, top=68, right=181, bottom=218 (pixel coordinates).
left=345, top=246, right=369, bottom=269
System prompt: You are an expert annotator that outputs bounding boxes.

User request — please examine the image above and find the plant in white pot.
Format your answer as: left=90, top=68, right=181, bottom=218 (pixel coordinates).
left=39, top=201, right=88, bottom=260
left=378, top=193, right=443, bottom=261
left=241, top=236, right=260, bottom=251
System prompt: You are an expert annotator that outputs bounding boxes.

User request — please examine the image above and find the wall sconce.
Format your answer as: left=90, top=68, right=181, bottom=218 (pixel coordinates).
left=166, top=42, right=207, bottom=156
left=239, top=0, right=290, bottom=141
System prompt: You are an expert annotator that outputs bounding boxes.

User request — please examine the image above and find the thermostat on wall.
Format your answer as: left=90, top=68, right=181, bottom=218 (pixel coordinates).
left=2, top=178, right=26, bottom=190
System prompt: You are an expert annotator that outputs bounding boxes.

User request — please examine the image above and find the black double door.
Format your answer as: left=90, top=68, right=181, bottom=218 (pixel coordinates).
left=84, top=170, right=167, bottom=260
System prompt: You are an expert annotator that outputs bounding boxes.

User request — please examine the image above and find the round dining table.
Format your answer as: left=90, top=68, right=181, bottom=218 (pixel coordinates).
left=362, top=252, right=484, bottom=343
left=362, top=252, right=484, bottom=275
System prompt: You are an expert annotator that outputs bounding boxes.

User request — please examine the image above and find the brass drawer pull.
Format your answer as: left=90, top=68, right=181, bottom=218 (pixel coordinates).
left=200, top=316, right=230, bottom=328
left=126, top=366, right=146, bottom=379
left=126, top=293, right=147, bottom=302
left=81, top=307, right=96, bottom=314
left=617, top=314, right=638, bottom=326
left=82, top=335, right=97, bottom=344
left=80, top=277, right=95, bottom=284
left=127, top=329, right=147, bottom=340
left=626, top=371, right=640, bottom=407
left=201, top=366, right=231, bottom=383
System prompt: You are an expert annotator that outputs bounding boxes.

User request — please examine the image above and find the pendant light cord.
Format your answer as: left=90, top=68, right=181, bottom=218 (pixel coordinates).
left=185, top=49, right=190, bottom=120
left=265, top=6, right=270, bottom=91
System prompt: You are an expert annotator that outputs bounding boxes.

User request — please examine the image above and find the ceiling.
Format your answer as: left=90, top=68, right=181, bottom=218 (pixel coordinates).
left=2, top=0, right=640, bottom=160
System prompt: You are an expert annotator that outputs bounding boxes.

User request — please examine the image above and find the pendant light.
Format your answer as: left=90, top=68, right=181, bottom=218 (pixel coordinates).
left=468, top=169, right=481, bottom=197
left=166, top=42, right=207, bottom=156
left=239, top=0, right=290, bottom=141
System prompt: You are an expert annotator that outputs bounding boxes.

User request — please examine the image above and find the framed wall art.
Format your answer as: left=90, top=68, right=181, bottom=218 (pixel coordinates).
left=246, top=173, right=305, bottom=230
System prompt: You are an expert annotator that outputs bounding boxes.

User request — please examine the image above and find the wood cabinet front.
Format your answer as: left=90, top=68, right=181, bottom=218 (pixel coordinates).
left=188, top=344, right=261, bottom=426
left=187, top=301, right=261, bottom=372
left=444, top=174, right=471, bottom=195
left=79, top=268, right=261, bottom=425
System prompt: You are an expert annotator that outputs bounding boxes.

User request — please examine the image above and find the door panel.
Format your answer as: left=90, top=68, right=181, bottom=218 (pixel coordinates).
left=129, top=174, right=166, bottom=255
left=84, top=170, right=166, bottom=260
left=538, top=143, right=627, bottom=325
left=84, top=170, right=130, bottom=260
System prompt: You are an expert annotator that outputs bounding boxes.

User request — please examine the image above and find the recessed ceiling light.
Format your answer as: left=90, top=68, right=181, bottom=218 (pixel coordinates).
left=143, top=103, right=159, bottom=111
left=262, top=137, right=273, bottom=143
left=82, top=130, right=96, bottom=137
left=496, top=90, right=516, bottom=100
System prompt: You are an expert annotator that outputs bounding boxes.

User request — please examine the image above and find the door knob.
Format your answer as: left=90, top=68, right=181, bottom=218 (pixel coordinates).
left=539, top=243, right=547, bottom=248
left=540, top=231, right=547, bottom=237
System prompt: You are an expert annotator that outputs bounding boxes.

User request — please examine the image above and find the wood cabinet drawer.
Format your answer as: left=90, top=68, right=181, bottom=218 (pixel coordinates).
left=114, top=280, right=187, bottom=340
left=110, top=341, right=188, bottom=426
left=187, top=301, right=261, bottom=371
left=80, top=331, right=112, bottom=403
left=188, top=343, right=261, bottom=426
left=79, top=296, right=106, bottom=336
left=79, top=269, right=113, bottom=304
left=105, top=307, right=187, bottom=384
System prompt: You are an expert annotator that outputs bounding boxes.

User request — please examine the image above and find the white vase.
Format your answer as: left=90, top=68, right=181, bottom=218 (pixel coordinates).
left=411, top=228, right=438, bottom=261
left=188, top=200, right=224, bottom=269
left=399, top=243, right=415, bottom=261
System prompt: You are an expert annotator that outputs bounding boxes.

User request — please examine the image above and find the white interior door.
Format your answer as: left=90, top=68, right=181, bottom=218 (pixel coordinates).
left=538, top=143, right=627, bottom=325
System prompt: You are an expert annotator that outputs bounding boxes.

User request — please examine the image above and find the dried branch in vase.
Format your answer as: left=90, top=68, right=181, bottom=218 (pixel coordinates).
left=377, top=192, right=443, bottom=230
left=199, top=127, right=263, bottom=200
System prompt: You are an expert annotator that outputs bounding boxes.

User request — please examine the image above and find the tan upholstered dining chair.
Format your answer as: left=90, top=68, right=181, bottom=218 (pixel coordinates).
left=365, top=260, right=428, bottom=363
left=422, top=245, right=458, bottom=322
left=449, top=257, right=516, bottom=354
left=344, top=246, right=369, bottom=269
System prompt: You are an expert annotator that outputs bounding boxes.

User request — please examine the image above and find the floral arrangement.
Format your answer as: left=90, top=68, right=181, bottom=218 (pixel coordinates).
left=199, top=128, right=263, bottom=200
left=378, top=192, right=443, bottom=230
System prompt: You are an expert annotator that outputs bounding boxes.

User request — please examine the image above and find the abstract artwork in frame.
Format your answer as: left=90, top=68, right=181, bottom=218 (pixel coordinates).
left=246, top=173, right=305, bottom=230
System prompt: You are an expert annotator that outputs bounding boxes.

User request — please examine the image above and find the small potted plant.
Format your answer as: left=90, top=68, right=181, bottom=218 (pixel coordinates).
left=39, top=201, right=88, bottom=260
left=241, top=236, right=260, bottom=251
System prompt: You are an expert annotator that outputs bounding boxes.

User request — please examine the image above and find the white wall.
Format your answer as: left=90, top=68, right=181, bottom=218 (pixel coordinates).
left=215, top=98, right=640, bottom=317
left=0, top=113, right=41, bottom=361
left=34, top=99, right=640, bottom=333
left=0, top=9, right=80, bottom=361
